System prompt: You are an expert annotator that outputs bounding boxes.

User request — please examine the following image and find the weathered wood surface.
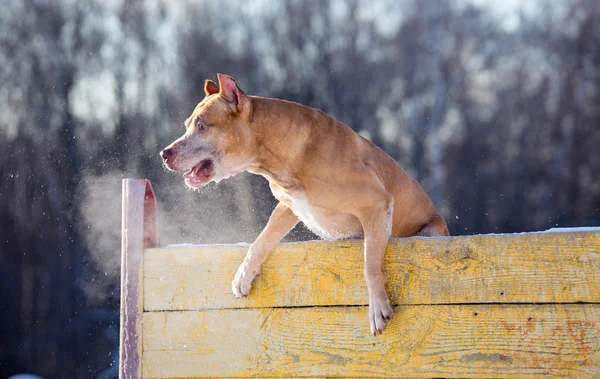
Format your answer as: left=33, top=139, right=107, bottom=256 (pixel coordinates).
left=142, top=304, right=600, bottom=378
left=120, top=179, right=158, bottom=379
left=144, top=231, right=600, bottom=311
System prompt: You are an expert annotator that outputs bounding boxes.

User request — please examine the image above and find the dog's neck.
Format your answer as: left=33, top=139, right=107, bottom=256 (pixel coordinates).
left=244, top=96, right=309, bottom=189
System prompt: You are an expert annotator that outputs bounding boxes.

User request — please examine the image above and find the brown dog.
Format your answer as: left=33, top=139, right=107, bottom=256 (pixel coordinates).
left=161, top=74, right=449, bottom=335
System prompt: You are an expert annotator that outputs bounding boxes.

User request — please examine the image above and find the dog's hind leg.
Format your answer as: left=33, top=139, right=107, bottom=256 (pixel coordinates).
left=415, top=214, right=450, bottom=237
left=232, top=202, right=299, bottom=297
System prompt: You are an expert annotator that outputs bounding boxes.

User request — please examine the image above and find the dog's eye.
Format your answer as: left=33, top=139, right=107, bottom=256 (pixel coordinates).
left=196, top=119, right=206, bottom=131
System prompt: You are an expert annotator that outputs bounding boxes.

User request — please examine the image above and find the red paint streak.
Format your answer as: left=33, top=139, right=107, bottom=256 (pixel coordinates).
left=567, top=320, right=597, bottom=362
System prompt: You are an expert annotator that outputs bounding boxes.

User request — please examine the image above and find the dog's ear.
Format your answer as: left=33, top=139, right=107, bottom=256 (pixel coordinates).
left=204, top=80, right=219, bottom=97
left=217, top=73, right=248, bottom=113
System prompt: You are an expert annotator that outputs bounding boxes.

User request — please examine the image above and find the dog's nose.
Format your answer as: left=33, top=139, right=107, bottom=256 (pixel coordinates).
left=160, top=148, right=173, bottom=161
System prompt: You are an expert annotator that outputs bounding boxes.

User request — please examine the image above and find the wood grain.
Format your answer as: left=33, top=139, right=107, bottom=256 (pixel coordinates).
left=144, top=231, right=600, bottom=311
left=120, top=179, right=158, bottom=379
left=142, top=304, right=600, bottom=378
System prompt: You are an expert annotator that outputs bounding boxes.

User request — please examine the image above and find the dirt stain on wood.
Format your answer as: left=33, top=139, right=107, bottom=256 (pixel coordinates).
left=460, top=353, right=514, bottom=365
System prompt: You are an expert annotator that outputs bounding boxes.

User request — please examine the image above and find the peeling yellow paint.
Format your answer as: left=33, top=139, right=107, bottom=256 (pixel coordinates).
left=144, top=232, right=600, bottom=310
left=140, top=231, right=600, bottom=378
left=142, top=305, right=600, bottom=378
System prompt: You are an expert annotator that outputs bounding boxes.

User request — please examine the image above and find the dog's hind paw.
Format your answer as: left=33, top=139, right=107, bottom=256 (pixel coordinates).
left=232, top=262, right=260, bottom=298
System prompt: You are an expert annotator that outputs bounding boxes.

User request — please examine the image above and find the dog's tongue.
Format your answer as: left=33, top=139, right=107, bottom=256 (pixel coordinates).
left=183, top=168, right=195, bottom=179
left=183, top=159, right=214, bottom=179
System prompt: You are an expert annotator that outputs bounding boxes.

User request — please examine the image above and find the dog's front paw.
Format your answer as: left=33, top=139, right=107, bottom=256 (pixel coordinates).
left=369, top=294, right=393, bottom=336
left=232, top=262, right=260, bottom=298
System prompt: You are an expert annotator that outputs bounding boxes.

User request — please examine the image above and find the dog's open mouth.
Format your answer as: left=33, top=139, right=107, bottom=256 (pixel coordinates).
left=183, top=158, right=215, bottom=188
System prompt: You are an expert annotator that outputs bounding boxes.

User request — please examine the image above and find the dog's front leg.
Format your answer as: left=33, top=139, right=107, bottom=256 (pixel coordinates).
left=358, top=195, right=394, bottom=335
left=232, top=202, right=299, bottom=297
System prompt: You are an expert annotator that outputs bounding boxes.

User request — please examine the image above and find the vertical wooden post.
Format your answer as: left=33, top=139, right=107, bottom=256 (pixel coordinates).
left=119, top=179, right=158, bottom=379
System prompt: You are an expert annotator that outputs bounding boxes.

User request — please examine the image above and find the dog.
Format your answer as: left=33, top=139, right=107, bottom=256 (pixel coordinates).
left=161, top=74, right=449, bottom=335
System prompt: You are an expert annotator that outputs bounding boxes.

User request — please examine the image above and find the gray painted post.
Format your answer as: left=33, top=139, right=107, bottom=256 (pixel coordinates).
left=119, top=179, right=158, bottom=379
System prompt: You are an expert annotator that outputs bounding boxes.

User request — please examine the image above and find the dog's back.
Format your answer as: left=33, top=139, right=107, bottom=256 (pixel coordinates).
left=249, top=95, right=449, bottom=238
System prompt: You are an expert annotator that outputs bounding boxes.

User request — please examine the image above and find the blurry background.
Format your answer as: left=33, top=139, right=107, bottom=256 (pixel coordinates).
left=0, top=0, right=598, bottom=377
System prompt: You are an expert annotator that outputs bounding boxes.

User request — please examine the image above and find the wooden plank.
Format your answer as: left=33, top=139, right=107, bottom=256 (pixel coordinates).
left=142, top=378, right=450, bottom=379
left=142, top=304, right=600, bottom=378
left=144, top=231, right=600, bottom=310
left=120, top=179, right=158, bottom=379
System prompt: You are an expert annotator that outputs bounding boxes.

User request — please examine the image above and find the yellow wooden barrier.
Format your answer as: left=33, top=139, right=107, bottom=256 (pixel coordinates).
left=120, top=179, right=600, bottom=379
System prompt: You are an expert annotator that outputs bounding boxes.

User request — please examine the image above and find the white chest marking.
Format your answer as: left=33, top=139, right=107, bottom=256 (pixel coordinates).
left=279, top=191, right=360, bottom=241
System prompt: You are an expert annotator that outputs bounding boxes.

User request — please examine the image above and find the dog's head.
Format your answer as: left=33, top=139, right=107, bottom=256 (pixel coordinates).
left=160, top=74, right=253, bottom=189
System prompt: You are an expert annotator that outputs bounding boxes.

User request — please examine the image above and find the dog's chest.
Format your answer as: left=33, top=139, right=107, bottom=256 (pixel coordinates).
left=270, top=186, right=362, bottom=240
